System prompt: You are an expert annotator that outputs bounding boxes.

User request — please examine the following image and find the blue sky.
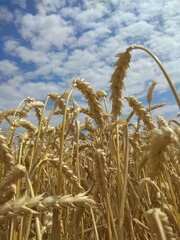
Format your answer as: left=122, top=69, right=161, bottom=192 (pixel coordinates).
left=0, top=0, right=179, bottom=127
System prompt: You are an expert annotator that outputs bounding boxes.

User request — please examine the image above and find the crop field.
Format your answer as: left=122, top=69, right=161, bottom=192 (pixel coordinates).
left=0, top=46, right=179, bottom=240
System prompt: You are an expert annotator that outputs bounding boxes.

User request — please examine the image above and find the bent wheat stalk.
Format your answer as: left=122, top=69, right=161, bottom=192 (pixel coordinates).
left=128, top=45, right=180, bottom=108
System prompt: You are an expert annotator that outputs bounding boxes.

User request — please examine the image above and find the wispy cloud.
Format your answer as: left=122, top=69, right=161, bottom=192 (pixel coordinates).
left=0, top=6, right=13, bottom=23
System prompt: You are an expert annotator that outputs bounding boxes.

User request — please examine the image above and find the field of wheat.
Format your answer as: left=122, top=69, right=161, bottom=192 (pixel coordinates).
left=0, top=46, right=179, bottom=240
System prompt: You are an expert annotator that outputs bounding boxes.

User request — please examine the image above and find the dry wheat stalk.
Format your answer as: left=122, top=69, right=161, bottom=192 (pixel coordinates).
left=110, top=49, right=131, bottom=120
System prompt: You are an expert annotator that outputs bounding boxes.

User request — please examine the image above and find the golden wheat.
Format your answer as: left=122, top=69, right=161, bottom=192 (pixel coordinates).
left=0, top=46, right=179, bottom=240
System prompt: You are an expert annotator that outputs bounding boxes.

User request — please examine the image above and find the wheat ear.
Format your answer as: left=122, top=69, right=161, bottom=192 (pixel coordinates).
left=0, top=164, right=26, bottom=192
left=0, top=135, right=15, bottom=166
left=148, top=126, right=178, bottom=177
left=147, top=80, right=157, bottom=106
left=144, top=208, right=176, bottom=240
left=11, top=119, right=37, bottom=133
left=0, top=192, right=96, bottom=219
left=125, top=96, right=156, bottom=130
left=110, top=49, right=131, bottom=120
left=19, top=101, right=44, bottom=118
left=74, top=78, right=104, bottom=128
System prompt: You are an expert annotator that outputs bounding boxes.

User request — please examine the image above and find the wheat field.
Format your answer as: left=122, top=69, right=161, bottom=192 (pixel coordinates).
left=0, top=46, right=180, bottom=240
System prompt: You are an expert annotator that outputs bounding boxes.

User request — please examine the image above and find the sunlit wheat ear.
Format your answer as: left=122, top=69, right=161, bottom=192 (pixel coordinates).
left=125, top=96, right=156, bottom=130
left=53, top=96, right=67, bottom=115
left=74, top=78, right=104, bottom=128
left=87, top=147, right=108, bottom=198
left=144, top=208, right=176, bottom=240
left=0, top=135, right=15, bottom=166
left=0, top=193, right=96, bottom=219
left=48, top=92, right=59, bottom=101
left=11, top=119, right=37, bottom=133
left=0, top=110, right=21, bottom=124
left=19, top=101, right=44, bottom=118
left=80, top=107, right=94, bottom=120
left=49, top=159, right=84, bottom=191
left=147, top=80, right=157, bottom=106
left=148, top=126, right=178, bottom=177
left=147, top=103, right=166, bottom=112
left=110, top=49, right=131, bottom=120
left=157, top=115, right=168, bottom=128
left=96, top=90, right=107, bottom=99
left=0, top=164, right=26, bottom=192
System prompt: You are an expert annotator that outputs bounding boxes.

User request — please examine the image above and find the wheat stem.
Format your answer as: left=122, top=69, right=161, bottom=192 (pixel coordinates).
left=129, top=45, right=180, bottom=108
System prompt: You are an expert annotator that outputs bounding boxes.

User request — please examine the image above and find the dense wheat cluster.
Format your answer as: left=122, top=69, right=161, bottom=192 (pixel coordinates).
left=0, top=46, right=179, bottom=240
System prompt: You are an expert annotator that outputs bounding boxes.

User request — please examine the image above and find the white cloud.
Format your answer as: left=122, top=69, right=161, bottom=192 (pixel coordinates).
left=75, top=4, right=108, bottom=28
left=0, top=60, right=19, bottom=77
left=15, top=46, right=49, bottom=65
left=0, top=76, right=66, bottom=110
left=0, top=6, right=13, bottom=23
left=36, top=0, right=66, bottom=14
left=19, top=13, right=75, bottom=51
left=4, top=39, right=20, bottom=53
